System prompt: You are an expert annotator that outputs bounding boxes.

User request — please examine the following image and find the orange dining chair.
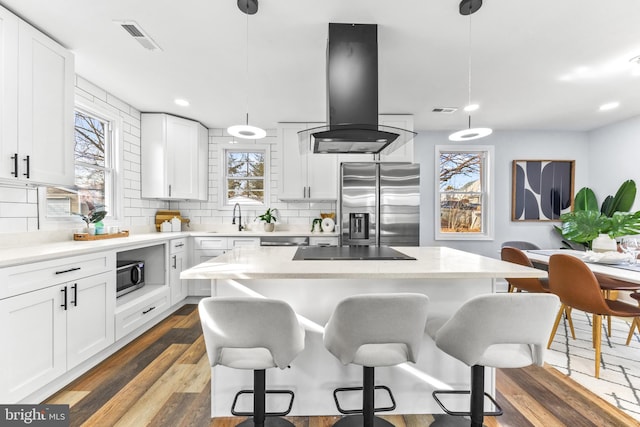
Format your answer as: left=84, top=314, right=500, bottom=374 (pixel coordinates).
left=626, top=292, right=640, bottom=345
left=547, top=254, right=640, bottom=378
left=501, top=246, right=576, bottom=340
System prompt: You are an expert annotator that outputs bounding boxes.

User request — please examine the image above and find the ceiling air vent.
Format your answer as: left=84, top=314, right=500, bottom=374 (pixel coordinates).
left=113, top=20, right=162, bottom=51
left=432, top=107, right=458, bottom=114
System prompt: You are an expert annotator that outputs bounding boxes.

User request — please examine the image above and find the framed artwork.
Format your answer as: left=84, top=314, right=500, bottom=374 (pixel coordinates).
left=512, top=160, right=575, bottom=221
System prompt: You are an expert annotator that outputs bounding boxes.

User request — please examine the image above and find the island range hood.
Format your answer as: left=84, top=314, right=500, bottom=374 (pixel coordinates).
left=298, top=23, right=416, bottom=155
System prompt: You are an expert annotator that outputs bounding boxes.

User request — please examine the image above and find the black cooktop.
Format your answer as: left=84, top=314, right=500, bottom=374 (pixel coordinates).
left=293, top=246, right=416, bottom=261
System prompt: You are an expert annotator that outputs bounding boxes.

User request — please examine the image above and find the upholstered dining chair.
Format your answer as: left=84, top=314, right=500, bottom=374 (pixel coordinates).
left=500, top=246, right=549, bottom=293
left=547, top=254, right=640, bottom=378
left=501, top=241, right=541, bottom=251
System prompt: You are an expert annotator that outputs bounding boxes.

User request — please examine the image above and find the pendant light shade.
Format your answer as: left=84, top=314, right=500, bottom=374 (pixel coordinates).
left=227, top=0, right=265, bottom=140
left=449, top=0, right=492, bottom=142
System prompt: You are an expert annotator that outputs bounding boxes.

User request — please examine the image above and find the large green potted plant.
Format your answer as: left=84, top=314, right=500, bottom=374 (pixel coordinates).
left=558, top=180, right=640, bottom=249
left=257, top=208, right=278, bottom=232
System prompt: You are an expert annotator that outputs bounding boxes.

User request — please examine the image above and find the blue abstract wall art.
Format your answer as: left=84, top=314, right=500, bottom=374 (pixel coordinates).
left=512, top=160, right=575, bottom=221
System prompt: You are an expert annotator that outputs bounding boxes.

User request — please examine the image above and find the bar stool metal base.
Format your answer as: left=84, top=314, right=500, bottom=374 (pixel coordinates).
left=236, top=417, right=296, bottom=427
left=332, top=414, right=395, bottom=427
left=429, top=413, right=488, bottom=427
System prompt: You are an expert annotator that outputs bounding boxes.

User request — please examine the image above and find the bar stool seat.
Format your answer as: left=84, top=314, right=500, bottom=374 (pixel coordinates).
left=323, top=293, right=429, bottom=427
left=199, top=296, right=305, bottom=427
left=427, top=293, right=559, bottom=427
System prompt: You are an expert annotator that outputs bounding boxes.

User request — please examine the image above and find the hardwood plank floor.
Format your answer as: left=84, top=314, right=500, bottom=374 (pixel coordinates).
left=45, top=304, right=640, bottom=427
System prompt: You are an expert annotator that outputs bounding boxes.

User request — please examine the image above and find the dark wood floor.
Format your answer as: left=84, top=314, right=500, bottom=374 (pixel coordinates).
left=45, top=304, right=640, bottom=427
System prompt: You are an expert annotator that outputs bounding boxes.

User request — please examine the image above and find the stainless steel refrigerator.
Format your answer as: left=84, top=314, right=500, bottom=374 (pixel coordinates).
left=340, top=162, right=420, bottom=246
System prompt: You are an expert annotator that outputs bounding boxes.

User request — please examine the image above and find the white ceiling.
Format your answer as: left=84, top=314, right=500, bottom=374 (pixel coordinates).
left=3, top=0, right=640, bottom=132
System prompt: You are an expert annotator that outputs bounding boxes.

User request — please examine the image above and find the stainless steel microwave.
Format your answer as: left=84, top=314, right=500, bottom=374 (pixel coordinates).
left=116, top=260, right=145, bottom=298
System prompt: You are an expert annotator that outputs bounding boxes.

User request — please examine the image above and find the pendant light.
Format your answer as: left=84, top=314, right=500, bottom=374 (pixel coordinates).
left=449, top=0, right=493, bottom=142
left=227, top=0, right=266, bottom=140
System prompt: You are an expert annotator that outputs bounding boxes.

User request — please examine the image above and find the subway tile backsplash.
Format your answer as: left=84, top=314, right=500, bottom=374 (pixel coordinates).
left=0, top=76, right=336, bottom=236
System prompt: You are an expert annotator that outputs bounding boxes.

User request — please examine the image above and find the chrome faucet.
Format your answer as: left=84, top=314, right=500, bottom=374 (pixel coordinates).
left=232, top=203, right=243, bottom=231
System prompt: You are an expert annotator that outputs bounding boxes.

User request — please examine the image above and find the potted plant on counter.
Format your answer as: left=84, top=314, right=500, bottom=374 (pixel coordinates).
left=258, top=208, right=278, bottom=232
left=558, top=180, right=640, bottom=250
left=75, top=205, right=108, bottom=235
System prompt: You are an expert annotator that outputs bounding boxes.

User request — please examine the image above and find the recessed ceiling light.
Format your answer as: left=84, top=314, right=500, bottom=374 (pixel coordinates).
left=174, top=98, right=190, bottom=107
left=599, top=102, right=620, bottom=111
left=463, top=104, right=479, bottom=112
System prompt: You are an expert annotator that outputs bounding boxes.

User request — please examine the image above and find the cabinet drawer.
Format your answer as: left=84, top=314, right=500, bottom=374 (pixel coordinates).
left=0, top=251, right=115, bottom=300
left=309, top=236, right=339, bottom=246
left=194, top=237, right=227, bottom=250
left=115, top=287, right=170, bottom=341
left=170, top=238, right=187, bottom=254
left=229, top=237, right=260, bottom=248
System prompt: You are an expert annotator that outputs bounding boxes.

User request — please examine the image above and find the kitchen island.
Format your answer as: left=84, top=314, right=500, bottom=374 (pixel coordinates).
left=181, top=246, right=547, bottom=417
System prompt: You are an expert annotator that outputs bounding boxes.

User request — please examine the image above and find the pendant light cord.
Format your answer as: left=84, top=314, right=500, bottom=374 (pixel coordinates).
left=245, top=9, right=250, bottom=126
left=467, top=13, right=472, bottom=129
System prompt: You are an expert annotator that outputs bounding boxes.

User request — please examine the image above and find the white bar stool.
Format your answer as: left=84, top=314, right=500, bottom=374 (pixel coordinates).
left=323, top=293, right=430, bottom=427
left=426, top=293, right=559, bottom=427
left=198, top=297, right=305, bottom=427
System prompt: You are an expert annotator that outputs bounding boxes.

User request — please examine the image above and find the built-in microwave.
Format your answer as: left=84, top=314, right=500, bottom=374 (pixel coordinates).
left=116, top=260, right=145, bottom=297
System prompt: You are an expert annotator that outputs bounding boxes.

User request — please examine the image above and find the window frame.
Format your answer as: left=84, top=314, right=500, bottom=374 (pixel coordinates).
left=434, top=144, right=494, bottom=241
left=38, top=99, right=123, bottom=227
left=218, top=143, right=270, bottom=208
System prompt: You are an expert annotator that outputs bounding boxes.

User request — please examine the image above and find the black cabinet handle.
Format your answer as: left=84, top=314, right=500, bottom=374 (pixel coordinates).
left=11, top=153, right=18, bottom=178
left=71, top=283, right=78, bottom=307
left=23, top=155, right=30, bottom=178
left=60, top=286, right=68, bottom=310
left=55, top=267, right=81, bottom=275
left=172, top=255, right=177, bottom=269
left=142, top=306, right=156, bottom=315
left=169, top=184, right=172, bottom=197
left=175, top=243, right=184, bottom=248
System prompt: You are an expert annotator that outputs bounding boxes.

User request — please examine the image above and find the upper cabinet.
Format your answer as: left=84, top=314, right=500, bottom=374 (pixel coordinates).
left=141, top=113, right=209, bottom=200
left=279, top=122, right=338, bottom=201
left=0, top=6, right=75, bottom=186
left=378, top=114, right=414, bottom=163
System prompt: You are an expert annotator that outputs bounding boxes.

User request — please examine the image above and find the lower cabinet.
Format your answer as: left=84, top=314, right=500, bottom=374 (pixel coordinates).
left=114, top=286, right=170, bottom=341
left=169, top=238, right=188, bottom=306
left=0, top=271, right=115, bottom=403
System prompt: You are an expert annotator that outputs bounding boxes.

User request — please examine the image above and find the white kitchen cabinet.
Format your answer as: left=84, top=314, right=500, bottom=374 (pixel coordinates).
left=309, top=236, right=339, bottom=246
left=279, top=122, right=338, bottom=201
left=169, top=238, right=188, bottom=306
left=141, top=113, right=208, bottom=200
left=378, top=114, right=414, bottom=162
left=66, top=272, right=116, bottom=369
left=0, top=6, right=74, bottom=186
left=0, top=253, right=115, bottom=403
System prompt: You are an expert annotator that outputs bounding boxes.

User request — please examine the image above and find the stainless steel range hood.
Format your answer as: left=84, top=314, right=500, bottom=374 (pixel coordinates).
left=298, top=23, right=416, bottom=155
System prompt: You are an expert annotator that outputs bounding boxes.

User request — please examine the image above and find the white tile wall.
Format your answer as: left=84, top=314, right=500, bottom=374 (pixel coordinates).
left=0, top=76, right=335, bottom=237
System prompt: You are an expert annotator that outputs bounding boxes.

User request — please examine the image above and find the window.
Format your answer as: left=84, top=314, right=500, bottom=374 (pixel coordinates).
left=223, top=146, right=268, bottom=206
left=435, top=145, right=494, bottom=240
left=41, top=103, right=120, bottom=223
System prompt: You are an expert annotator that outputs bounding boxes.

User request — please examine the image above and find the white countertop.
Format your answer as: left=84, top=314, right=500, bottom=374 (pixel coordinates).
left=180, top=246, right=548, bottom=280
left=0, top=230, right=339, bottom=268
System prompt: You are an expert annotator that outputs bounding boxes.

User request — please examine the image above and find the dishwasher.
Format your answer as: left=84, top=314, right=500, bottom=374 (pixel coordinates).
left=259, top=236, right=309, bottom=247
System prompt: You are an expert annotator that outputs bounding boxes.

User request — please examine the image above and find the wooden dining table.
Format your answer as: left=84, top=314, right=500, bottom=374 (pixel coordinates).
left=525, top=249, right=640, bottom=290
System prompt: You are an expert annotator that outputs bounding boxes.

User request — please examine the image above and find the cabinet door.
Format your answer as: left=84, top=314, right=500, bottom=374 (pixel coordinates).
left=17, top=20, right=74, bottom=186
left=66, top=272, right=116, bottom=369
left=197, top=123, right=209, bottom=201
left=170, top=251, right=187, bottom=305
left=0, top=7, right=18, bottom=181
left=280, top=122, right=336, bottom=200
left=378, top=115, right=414, bottom=162
left=279, top=123, right=308, bottom=200
left=307, top=153, right=337, bottom=200
left=166, top=114, right=199, bottom=199
left=0, top=286, right=66, bottom=403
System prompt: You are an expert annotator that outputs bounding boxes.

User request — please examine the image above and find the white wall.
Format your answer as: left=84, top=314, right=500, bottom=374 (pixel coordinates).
left=415, top=130, right=590, bottom=258
left=588, top=116, right=640, bottom=212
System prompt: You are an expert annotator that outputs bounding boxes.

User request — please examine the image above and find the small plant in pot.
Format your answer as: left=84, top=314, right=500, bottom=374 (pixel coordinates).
left=75, top=205, right=108, bottom=234
left=258, top=208, right=277, bottom=232
left=557, top=180, right=640, bottom=250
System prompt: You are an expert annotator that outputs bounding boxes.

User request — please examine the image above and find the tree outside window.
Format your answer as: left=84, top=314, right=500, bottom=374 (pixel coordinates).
left=436, top=145, right=494, bottom=240
left=226, top=149, right=265, bottom=205
left=45, top=108, right=115, bottom=218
